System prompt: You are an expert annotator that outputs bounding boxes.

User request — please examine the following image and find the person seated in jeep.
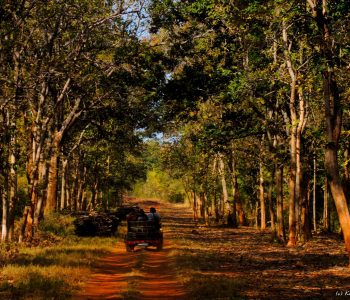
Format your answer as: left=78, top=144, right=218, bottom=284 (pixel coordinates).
left=137, top=209, right=148, bottom=221
left=147, top=207, right=161, bottom=229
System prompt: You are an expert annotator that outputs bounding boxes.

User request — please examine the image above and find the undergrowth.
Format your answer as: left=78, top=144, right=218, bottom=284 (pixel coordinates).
left=0, top=213, right=118, bottom=299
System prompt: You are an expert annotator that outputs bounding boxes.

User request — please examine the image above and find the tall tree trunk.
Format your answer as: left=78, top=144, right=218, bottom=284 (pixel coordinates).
left=200, top=192, right=207, bottom=223
left=34, top=153, right=48, bottom=228
left=91, top=179, right=99, bottom=210
left=60, top=159, right=68, bottom=210
left=308, top=0, right=350, bottom=267
left=1, top=186, right=8, bottom=242
left=228, top=153, right=245, bottom=226
left=45, top=133, right=62, bottom=213
left=214, top=191, right=219, bottom=223
left=255, top=201, right=259, bottom=229
left=18, top=206, right=31, bottom=243
left=8, top=121, right=17, bottom=241
left=322, top=60, right=350, bottom=263
left=313, top=155, right=317, bottom=231
left=193, top=190, right=198, bottom=221
left=343, top=142, right=350, bottom=202
left=287, top=103, right=297, bottom=246
left=276, top=163, right=285, bottom=242
left=282, top=21, right=298, bottom=247
left=268, top=180, right=276, bottom=233
left=228, top=152, right=238, bottom=227
left=259, top=162, right=266, bottom=230
left=295, top=90, right=308, bottom=240
left=81, top=190, right=87, bottom=211
left=218, top=156, right=230, bottom=217
left=301, top=173, right=312, bottom=242
left=23, top=102, right=48, bottom=240
left=323, top=178, right=330, bottom=232
left=76, top=166, right=87, bottom=211
left=72, top=155, right=80, bottom=211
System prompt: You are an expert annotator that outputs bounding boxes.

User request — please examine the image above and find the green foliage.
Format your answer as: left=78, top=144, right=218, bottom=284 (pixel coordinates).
left=133, top=168, right=186, bottom=203
left=131, top=140, right=186, bottom=202
left=39, top=214, right=75, bottom=237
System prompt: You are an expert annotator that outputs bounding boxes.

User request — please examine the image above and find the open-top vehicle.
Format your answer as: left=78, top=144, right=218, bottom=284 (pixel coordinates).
left=124, top=220, right=163, bottom=252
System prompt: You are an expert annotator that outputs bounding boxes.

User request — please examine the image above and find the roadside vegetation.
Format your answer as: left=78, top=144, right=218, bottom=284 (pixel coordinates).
left=0, top=214, right=117, bottom=299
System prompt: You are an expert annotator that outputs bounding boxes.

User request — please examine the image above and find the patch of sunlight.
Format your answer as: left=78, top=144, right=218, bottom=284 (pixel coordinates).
left=0, top=264, right=89, bottom=299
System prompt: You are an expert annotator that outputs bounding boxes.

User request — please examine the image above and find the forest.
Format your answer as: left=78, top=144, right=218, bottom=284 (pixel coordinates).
left=1, top=0, right=350, bottom=299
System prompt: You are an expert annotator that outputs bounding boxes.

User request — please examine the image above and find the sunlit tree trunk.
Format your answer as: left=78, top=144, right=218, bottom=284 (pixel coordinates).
left=60, top=159, right=68, bottom=210
left=276, top=163, right=285, bottom=242
left=323, top=178, right=330, bottom=232
left=1, top=186, right=8, bottom=242
left=343, top=142, right=350, bottom=201
left=308, top=0, right=350, bottom=266
left=45, top=132, right=62, bottom=213
left=218, top=155, right=229, bottom=217
left=229, top=152, right=245, bottom=226
left=200, top=192, right=207, bottom=224
left=34, top=152, right=48, bottom=228
left=204, top=193, right=210, bottom=225
left=192, top=190, right=198, bottom=221
left=296, top=90, right=308, bottom=239
left=8, top=115, right=17, bottom=241
left=22, top=82, right=49, bottom=241
left=313, top=155, right=317, bottom=231
left=282, top=21, right=297, bottom=247
left=91, top=178, right=99, bottom=210
left=259, top=162, right=266, bottom=230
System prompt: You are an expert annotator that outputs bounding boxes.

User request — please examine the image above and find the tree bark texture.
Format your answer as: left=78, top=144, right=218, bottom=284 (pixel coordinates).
left=268, top=181, right=276, bottom=233
left=45, top=132, right=62, bottom=213
left=60, top=159, right=68, bottom=210
left=323, top=178, right=330, bottom=232
left=313, top=155, right=317, bottom=231
left=308, top=0, right=350, bottom=266
left=282, top=21, right=298, bottom=247
left=218, top=156, right=230, bottom=217
left=276, top=164, right=285, bottom=242
left=259, top=162, right=266, bottom=230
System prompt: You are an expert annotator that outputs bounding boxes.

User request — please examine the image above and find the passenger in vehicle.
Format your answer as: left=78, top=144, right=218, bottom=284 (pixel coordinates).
left=137, top=209, right=148, bottom=221
left=126, top=208, right=139, bottom=221
left=147, top=207, right=161, bottom=229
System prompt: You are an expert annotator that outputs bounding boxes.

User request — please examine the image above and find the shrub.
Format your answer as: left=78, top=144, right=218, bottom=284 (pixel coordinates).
left=39, top=213, right=75, bottom=237
left=169, top=192, right=185, bottom=203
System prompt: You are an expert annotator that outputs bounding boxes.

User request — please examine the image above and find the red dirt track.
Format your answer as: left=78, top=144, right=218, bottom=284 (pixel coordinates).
left=73, top=200, right=186, bottom=300
left=73, top=198, right=350, bottom=299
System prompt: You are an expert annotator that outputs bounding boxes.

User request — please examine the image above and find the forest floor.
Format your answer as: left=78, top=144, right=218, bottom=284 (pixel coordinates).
left=75, top=199, right=350, bottom=300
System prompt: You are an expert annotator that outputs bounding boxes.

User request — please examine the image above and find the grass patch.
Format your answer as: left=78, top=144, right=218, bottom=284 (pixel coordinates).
left=39, top=213, right=75, bottom=237
left=13, top=237, right=115, bottom=267
left=0, top=265, right=87, bottom=299
left=0, top=235, right=118, bottom=299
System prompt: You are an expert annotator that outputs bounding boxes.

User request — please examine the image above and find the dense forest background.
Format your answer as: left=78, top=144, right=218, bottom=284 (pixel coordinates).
left=1, top=0, right=350, bottom=264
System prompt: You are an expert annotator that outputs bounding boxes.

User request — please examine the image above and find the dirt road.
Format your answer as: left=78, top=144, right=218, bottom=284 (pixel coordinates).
left=74, top=200, right=187, bottom=300
left=74, top=199, right=350, bottom=299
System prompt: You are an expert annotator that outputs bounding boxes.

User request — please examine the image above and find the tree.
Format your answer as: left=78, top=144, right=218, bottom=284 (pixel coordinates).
left=306, top=0, right=350, bottom=264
